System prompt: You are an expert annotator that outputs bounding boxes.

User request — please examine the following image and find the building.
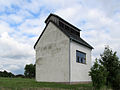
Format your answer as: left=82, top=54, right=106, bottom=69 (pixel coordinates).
left=34, top=13, right=93, bottom=84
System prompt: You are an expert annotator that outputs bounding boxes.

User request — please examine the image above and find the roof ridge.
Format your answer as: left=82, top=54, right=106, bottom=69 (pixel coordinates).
left=45, top=13, right=81, bottom=31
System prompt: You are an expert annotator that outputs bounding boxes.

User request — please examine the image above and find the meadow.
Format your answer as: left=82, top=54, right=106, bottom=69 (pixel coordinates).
left=0, top=77, right=93, bottom=90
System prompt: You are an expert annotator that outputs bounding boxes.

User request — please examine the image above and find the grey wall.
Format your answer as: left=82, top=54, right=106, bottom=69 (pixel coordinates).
left=35, top=22, right=70, bottom=82
left=70, top=41, right=92, bottom=82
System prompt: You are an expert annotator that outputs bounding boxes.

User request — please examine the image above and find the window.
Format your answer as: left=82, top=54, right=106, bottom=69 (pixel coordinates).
left=76, top=50, right=86, bottom=64
left=59, top=21, right=64, bottom=28
left=65, top=25, right=69, bottom=30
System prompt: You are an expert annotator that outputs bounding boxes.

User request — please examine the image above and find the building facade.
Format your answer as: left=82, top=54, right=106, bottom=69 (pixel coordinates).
left=34, top=14, right=93, bottom=83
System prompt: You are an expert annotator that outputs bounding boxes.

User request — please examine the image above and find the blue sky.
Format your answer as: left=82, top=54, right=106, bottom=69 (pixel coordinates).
left=0, top=0, right=120, bottom=74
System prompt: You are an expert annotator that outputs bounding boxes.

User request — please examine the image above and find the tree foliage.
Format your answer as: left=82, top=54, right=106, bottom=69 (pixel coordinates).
left=24, top=64, right=35, bottom=78
left=15, top=74, right=25, bottom=78
left=89, top=46, right=120, bottom=90
left=0, top=70, right=15, bottom=77
left=99, top=47, right=120, bottom=89
left=89, top=59, right=108, bottom=89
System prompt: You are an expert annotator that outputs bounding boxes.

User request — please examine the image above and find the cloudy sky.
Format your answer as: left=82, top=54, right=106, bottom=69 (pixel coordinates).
left=0, top=0, right=120, bottom=74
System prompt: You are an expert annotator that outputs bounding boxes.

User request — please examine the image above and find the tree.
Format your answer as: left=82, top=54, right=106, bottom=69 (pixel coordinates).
left=15, top=74, right=25, bottom=78
left=89, top=46, right=120, bottom=90
left=24, top=64, right=35, bottom=78
left=0, top=70, right=15, bottom=77
left=99, top=47, right=120, bottom=89
left=89, top=59, right=108, bottom=89
left=113, top=68, right=120, bottom=90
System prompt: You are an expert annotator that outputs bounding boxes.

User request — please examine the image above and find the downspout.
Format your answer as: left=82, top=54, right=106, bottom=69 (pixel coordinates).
left=69, top=38, right=71, bottom=84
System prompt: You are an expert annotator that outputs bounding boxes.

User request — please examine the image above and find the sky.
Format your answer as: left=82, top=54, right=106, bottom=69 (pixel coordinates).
left=0, top=0, right=120, bottom=74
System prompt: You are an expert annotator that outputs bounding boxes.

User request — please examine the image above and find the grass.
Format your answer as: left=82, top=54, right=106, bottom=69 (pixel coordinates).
left=0, top=77, right=93, bottom=90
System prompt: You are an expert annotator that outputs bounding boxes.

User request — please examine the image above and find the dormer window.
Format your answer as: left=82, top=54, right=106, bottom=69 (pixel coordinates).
left=65, top=25, right=69, bottom=30
left=59, top=21, right=64, bottom=28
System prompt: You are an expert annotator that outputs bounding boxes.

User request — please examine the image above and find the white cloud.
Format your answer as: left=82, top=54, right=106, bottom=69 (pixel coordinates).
left=0, top=32, right=35, bottom=74
left=0, top=32, right=34, bottom=58
left=0, top=20, right=14, bottom=33
left=18, top=18, right=44, bottom=35
left=6, top=65, right=20, bottom=72
left=0, top=0, right=120, bottom=74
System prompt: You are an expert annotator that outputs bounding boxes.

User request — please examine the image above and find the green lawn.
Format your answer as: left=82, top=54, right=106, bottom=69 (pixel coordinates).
left=0, top=77, right=93, bottom=90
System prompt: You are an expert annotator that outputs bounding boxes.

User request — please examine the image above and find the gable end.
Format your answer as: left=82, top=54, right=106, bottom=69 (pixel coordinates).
left=34, top=21, right=69, bottom=49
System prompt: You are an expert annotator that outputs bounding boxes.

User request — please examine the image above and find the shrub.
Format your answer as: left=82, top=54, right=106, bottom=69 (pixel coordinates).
left=89, top=46, right=120, bottom=90
left=89, top=59, right=107, bottom=89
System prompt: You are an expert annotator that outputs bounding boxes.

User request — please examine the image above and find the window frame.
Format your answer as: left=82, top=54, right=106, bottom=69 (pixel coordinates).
left=76, top=50, right=86, bottom=64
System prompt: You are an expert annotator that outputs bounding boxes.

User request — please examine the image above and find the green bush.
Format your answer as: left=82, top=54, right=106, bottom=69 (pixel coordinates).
left=89, top=46, right=120, bottom=90
left=112, top=67, right=120, bottom=90
left=89, top=59, right=107, bottom=89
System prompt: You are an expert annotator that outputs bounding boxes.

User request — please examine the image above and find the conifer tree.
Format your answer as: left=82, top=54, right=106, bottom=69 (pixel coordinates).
left=89, top=46, right=120, bottom=90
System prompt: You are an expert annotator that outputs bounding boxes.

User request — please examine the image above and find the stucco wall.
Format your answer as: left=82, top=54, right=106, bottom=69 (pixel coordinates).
left=35, top=22, right=70, bottom=82
left=70, top=40, right=92, bottom=82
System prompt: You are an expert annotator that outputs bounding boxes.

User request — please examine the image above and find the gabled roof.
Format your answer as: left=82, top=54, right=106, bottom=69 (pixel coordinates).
left=51, top=21, right=93, bottom=49
left=34, top=13, right=93, bottom=49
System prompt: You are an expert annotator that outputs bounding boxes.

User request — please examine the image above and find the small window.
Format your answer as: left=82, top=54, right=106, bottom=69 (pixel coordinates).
left=65, top=25, right=69, bottom=30
left=59, top=21, right=64, bottom=28
left=76, top=50, right=86, bottom=64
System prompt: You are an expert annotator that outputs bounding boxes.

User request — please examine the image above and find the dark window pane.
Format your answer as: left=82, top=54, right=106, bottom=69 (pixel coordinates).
left=59, top=21, right=64, bottom=28
left=76, top=50, right=86, bottom=64
left=76, top=56, right=79, bottom=62
left=65, top=25, right=69, bottom=30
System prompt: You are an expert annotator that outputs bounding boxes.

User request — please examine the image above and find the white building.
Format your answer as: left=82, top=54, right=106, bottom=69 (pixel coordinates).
left=34, top=14, right=93, bottom=84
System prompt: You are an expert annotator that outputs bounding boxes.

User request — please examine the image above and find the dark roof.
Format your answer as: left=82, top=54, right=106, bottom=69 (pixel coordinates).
left=51, top=21, right=93, bottom=49
left=34, top=13, right=93, bottom=49
left=45, top=13, right=81, bottom=32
